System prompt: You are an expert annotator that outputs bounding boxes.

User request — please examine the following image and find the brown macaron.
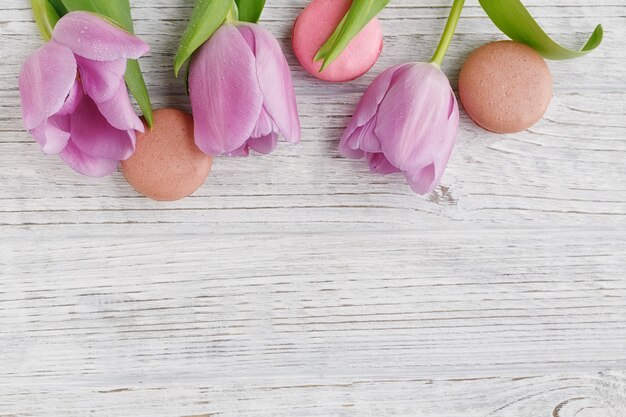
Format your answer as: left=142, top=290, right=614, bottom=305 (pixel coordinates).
left=459, top=41, right=553, bottom=134
left=122, top=108, right=213, bottom=201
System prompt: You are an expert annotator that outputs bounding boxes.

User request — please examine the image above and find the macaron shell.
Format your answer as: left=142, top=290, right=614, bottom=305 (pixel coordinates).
left=292, top=0, right=383, bottom=82
left=122, top=109, right=213, bottom=202
left=459, top=41, right=553, bottom=134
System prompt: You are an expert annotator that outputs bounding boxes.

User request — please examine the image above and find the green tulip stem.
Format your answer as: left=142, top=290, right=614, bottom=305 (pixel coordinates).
left=430, top=0, right=465, bottom=66
left=226, top=0, right=239, bottom=22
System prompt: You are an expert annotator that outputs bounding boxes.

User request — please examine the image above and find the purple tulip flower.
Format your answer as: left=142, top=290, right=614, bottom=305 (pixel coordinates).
left=189, top=23, right=301, bottom=157
left=19, top=12, right=150, bottom=177
left=339, top=63, right=459, bottom=195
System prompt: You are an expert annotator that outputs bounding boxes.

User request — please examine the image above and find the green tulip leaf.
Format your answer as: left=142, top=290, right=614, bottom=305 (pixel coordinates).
left=478, top=0, right=603, bottom=60
left=47, top=0, right=68, bottom=16
left=124, top=59, right=153, bottom=128
left=59, top=0, right=153, bottom=126
left=174, top=0, right=232, bottom=77
left=61, top=0, right=133, bottom=30
left=235, top=0, right=266, bottom=23
left=315, top=0, right=389, bottom=72
left=31, top=0, right=61, bottom=41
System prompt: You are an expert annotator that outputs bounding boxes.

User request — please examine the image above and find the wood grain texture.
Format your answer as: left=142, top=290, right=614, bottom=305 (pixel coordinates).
left=0, top=0, right=625, bottom=416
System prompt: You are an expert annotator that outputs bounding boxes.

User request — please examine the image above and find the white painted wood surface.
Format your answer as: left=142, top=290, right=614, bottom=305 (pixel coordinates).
left=1, top=0, right=625, bottom=416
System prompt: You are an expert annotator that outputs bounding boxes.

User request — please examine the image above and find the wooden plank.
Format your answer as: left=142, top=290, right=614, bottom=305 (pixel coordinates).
left=1, top=229, right=625, bottom=379
left=1, top=373, right=626, bottom=417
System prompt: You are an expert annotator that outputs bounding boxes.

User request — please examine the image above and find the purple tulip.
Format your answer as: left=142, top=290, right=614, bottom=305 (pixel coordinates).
left=189, top=23, right=300, bottom=157
left=19, top=12, right=150, bottom=177
left=339, top=63, right=459, bottom=194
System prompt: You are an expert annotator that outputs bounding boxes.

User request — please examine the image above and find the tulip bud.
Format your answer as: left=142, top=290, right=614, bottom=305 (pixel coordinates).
left=189, top=22, right=300, bottom=157
left=19, top=12, right=150, bottom=177
left=340, top=63, right=459, bottom=194
left=340, top=0, right=465, bottom=194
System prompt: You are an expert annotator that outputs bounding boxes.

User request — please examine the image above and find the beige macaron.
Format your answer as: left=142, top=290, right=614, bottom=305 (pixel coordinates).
left=122, top=108, right=213, bottom=201
left=459, top=41, right=553, bottom=134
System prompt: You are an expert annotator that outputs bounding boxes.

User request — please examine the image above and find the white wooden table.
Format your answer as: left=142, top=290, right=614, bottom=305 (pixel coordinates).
left=1, top=1, right=625, bottom=415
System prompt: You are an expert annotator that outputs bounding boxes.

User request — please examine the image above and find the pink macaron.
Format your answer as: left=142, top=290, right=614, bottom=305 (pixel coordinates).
left=292, top=0, right=384, bottom=82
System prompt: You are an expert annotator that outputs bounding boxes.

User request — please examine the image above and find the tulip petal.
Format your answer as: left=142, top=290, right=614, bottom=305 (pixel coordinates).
left=30, top=115, right=71, bottom=155
left=57, top=80, right=83, bottom=116
left=189, top=23, right=263, bottom=156
left=341, top=63, right=410, bottom=145
left=19, top=41, right=77, bottom=130
left=228, top=143, right=251, bottom=157
left=338, top=143, right=363, bottom=160
left=251, top=107, right=279, bottom=139
left=53, top=12, right=150, bottom=61
left=93, top=79, right=145, bottom=132
left=77, top=56, right=127, bottom=102
left=375, top=63, right=456, bottom=172
left=237, top=23, right=301, bottom=143
left=59, top=139, right=120, bottom=177
left=341, top=116, right=381, bottom=156
left=248, top=134, right=278, bottom=154
left=70, top=95, right=135, bottom=161
left=405, top=164, right=437, bottom=195
left=414, top=92, right=458, bottom=193
left=431, top=91, right=460, bottom=167
left=366, top=152, right=401, bottom=175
